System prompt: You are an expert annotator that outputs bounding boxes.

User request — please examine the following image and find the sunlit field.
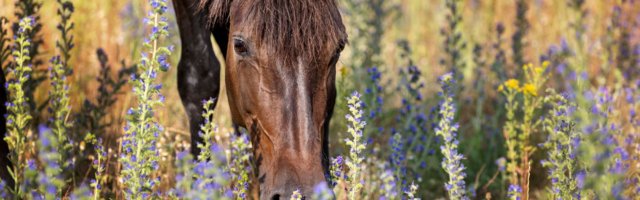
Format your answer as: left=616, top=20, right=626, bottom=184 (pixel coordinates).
left=0, top=0, right=638, bottom=199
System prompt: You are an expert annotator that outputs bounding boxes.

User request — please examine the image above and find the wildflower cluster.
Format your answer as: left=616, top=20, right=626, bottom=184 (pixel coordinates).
left=394, top=41, right=433, bottom=190
left=13, top=0, right=44, bottom=116
left=197, top=98, right=218, bottom=162
left=344, top=91, right=367, bottom=199
left=0, top=180, right=6, bottom=199
left=36, top=125, right=65, bottom=199
left=3, top=0, right=640, bottom=199
left=625, top=83, right=640, bottom=199
left=379, top=170, right=396, bottom=200
left=84, top=133, right=106, bottom=199
left=310, top=182, right=333, bottom=200
left=362, top=66, right=385, bottom=138
left=69, top=186, right=93, bottom=200
left=21, top=159, right=39, bottom=198
left=396, top=41, right=428, bottom=141
left=577, top=86, right=627, bottom=198
left=119, top=0, right=174, bottom=198
left=290, top=189, right=302, bottom=200
left=167, top=146, right=231, bottom=199
left=498, top=62, right=548, bottom=198
left=390, top=133, right=406, bottom=194
left=499, top=78, right=519, bottom=184
left=4, top=16, right=35, bottom=197
left=328, top=156, right=343, bottom=188
left=541, top=89, right=581, bottom=199
left=229, top=134, right=251, bottom=199
left=168, top=104, right=231, bottom=199
left=47, top=56, right=74, bottom=174
left=435, top=72, right=468, bottom=200
left=198, top=99, right=251, bottom=200
left=495, top=157, right=506, bottom=172
left=507, top=184, right=522, bottom=200
left=404, top=182, right=418, bottom=200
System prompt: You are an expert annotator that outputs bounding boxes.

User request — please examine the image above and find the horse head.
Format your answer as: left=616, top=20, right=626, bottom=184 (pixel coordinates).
left=200, top=0, right=347, bottom=199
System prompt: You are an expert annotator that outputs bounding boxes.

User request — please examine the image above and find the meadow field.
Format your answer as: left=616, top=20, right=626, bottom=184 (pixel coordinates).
left=0, top=0, right=638, bottom=199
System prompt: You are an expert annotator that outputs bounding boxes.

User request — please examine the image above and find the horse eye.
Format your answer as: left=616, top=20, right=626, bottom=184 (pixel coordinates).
left=234, top=40, right=247, bottom=54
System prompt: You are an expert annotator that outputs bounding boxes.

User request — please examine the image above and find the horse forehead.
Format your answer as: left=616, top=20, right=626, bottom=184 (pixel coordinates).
left=228, top=0, right=347, bottom=47
left=229, top=2, right=250, bottom=28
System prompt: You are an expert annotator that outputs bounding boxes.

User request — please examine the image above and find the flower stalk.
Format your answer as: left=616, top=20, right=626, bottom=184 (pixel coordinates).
left=344, top=91, right=367, bottom=200
left=541, top=89, right=581, bottom=199
left=436, top=72, right=468, bottom=200
left=47, top=56, right=73, bottom=181
left=4, top=16, right=35, bottom=199
left=84, top=133, right=106, bottom=199
left=119, top=0, right=173, bottom=198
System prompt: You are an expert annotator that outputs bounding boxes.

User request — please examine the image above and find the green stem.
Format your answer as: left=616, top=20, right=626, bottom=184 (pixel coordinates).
left=13, top=34, right=28, bottom=200
left=94, top=158, right=100, bottom=200
left=132, top=12, right=158, bottom=198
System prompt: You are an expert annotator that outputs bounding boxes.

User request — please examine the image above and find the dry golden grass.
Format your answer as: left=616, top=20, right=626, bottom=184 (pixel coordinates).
left=0, top=0, right=639, bottom=198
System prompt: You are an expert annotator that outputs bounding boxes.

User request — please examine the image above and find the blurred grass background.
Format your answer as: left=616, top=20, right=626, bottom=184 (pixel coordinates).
left=0, top=0, right=639, bottom=198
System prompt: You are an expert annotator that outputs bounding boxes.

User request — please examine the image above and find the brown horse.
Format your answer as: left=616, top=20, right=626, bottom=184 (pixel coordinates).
left=173, top=0, right=347, bottom=199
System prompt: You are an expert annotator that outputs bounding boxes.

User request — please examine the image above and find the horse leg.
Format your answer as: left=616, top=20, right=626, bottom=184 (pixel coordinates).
left=172, top=0, right=226, bottom=157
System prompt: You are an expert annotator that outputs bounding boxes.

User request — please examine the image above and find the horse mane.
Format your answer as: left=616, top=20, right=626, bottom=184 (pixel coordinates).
left=198, top=0, right=347, bottom=67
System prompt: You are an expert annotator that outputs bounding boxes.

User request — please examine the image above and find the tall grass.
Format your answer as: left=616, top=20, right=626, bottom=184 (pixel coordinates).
left=0, top=0, right=639, bottom=199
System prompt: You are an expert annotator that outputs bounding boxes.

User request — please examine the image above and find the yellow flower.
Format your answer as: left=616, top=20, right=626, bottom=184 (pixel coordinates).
left=523, top=64, right=527, bottom=70
left=542, top=61, right=550, bottom=68
left=504, top=79, right=520, bottom=90
left=534, top=67, right=542, bottom=73
left=340, top=66, right=349, bottom=77
left=522, top=83, right=537, bottom=96
left=498, top=85, right=504, bottom=92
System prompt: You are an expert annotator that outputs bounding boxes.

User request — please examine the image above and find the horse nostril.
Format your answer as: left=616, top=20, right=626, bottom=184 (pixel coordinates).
left=271, top=194, right=281, bottom=200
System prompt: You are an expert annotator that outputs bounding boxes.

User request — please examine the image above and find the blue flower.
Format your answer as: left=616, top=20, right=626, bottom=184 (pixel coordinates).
left=495, top=157, right=506, bottom=171
left=328, top=155, right=343, bottom=188
left=541, top=89, right=582, bottom=199
left=435, top=72, right=468, bottom=200
left=4, top=17, right=37, bottom=195
left=120, top=0, right=175, bottom=197
left=508, top=184, right=523, bottom=200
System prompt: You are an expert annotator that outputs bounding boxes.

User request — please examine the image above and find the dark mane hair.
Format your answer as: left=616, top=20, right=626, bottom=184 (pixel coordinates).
left=199, top=0, right=347, bottom=67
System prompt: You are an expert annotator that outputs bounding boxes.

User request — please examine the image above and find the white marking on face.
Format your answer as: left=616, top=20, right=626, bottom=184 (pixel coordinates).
left=296, top=58, right=311, bottom=161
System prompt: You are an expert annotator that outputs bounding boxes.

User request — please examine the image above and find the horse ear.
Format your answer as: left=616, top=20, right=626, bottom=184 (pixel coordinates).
left=197, top=0, right=233, bottom=26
